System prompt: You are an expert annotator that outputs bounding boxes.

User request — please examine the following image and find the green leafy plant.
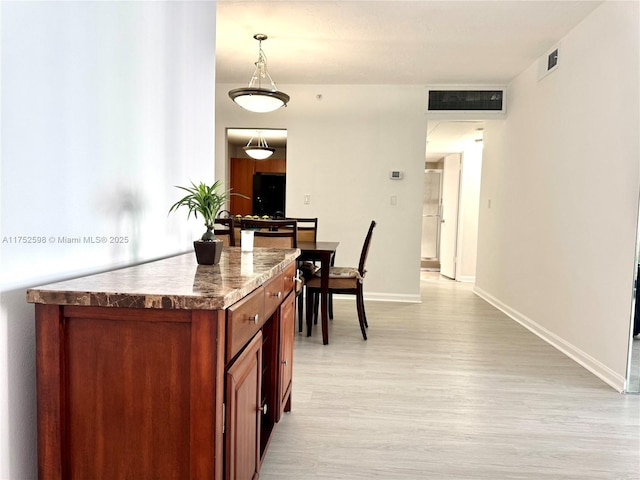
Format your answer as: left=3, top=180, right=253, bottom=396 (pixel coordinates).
left=168, top=180, right=230, bottom=241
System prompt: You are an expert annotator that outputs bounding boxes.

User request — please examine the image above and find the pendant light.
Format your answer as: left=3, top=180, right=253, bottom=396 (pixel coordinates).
left=229, top=34, right=290, bottom=113
left=243, top=131, right=275, bottom=160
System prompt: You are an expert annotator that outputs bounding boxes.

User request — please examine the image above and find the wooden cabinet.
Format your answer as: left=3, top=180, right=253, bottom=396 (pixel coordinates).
left=223, top=274, right=296, bottom=480
left=34, top=304, right=224, bottom=480
left=29, top=251, right=299, bottom=480
left=230, top=157, right=255, bottom=215
left=255, top=158, right=286, bottom=174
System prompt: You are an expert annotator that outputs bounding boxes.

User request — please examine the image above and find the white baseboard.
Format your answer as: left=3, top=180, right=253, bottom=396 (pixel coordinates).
left=456, top=275, right=476, bottom=283
left=473, top=286, right=626, bottom=392
left=331, top=293, right=421, bottom=303
left=367, top=292, right=422, bottom=303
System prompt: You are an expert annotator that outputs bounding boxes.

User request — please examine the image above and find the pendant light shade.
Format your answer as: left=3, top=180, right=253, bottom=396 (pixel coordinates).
left=243, top=131, right=275, bottom=160
left=229, top=34, right=290, bottom=113
left=229, top=88, right=290, bottom=113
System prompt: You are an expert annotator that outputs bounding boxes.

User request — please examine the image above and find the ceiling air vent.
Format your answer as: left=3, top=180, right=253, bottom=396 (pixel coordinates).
left=428, top=89, right=505, bottom=113
left=427, top=86, right=506, bottom=117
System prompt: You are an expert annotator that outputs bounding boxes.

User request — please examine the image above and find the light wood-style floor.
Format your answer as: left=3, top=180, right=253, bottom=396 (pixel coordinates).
left=630, top=337, right=639, bottom=392
left=260, top=273, right=640, bottom=479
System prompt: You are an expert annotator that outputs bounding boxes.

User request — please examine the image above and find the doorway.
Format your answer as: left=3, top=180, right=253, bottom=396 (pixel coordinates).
left=421, top=169, right=442, bottom=270
left=225, top=128, right=287, bottom=216
left=424, top=120, right=484, bottom=282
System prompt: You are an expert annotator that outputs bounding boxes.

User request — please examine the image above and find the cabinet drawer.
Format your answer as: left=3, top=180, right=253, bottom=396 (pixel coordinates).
left=227, top=286, right=265, bottom=363
left=263, top=273, right=284, bottom=320
left=282, top=262, right=296, bottom=295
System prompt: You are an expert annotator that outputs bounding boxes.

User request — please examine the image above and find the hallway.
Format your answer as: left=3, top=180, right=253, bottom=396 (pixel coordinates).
left=259, top=275, right=640, bottom=479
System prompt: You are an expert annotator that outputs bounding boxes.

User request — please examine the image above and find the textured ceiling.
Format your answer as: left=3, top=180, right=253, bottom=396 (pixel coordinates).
left=216, top=1, right=601, bottom=85
left=217, top=1, right=602, bottom=159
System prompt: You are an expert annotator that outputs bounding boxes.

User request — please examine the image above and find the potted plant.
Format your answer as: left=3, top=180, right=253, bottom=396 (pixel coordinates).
left=169, top=180, right=230, bottom=265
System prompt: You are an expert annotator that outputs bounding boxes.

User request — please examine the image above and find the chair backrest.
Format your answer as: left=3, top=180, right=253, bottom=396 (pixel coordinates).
left=214, top=217, right=236, bottom=246
left=240, top=218, right=298, bottom=248
left=358, top=220, right=377, bottom=275
left=287, top=217, right=317, bottom=243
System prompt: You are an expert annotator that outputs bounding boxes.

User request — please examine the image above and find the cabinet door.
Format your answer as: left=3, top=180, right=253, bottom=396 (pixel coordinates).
left=255, top=158, right=286, bottom=173
left=278, top=291, right=295, bottom=420
left=225, top=331, right=262, bottom=480
left=230, top=157, right=255, bottom=215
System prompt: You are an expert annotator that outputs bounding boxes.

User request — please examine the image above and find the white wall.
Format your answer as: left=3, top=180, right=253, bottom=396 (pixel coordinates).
left=457, top=140, right=483, bottom=282
left=475, top=1, right=639, bottom=391
left=217, top=84, right=429, bottom=302
left=0, top=2, right=216, bottom=477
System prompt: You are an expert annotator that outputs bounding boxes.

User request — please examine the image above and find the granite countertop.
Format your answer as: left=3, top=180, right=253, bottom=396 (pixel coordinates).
left=26, top=248, right=299, bottom=311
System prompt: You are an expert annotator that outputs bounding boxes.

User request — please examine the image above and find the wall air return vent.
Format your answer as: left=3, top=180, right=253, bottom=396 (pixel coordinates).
left=427, top=86, right=506, bottom=117
left=538, top=43, right=560, bottom=80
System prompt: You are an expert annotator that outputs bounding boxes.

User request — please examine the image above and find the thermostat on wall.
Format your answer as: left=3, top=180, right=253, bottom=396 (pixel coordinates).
left=390, top=170, right=404, bottom=180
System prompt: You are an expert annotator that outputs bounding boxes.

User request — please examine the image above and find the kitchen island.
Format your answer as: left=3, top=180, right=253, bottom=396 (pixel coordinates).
left=27, top=248, right=299, bottom=480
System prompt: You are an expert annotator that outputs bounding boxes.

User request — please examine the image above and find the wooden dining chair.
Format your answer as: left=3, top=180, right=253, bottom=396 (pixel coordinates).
left=287, top=217, right=317, bottom=243
left=288, top=217, right=338, bottom=327
left=240, top=218, right=304, bottom=329
left=286, top=218, right=319, bottom=332
left=239, top=218, right=298, bottom=248
left=306, top=220, right=376, bottom=340
left=214, top=217, right=236, bottom=246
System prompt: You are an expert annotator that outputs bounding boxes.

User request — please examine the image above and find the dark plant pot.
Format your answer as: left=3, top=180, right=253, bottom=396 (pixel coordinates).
left=193, top=239, right=223, bottom=265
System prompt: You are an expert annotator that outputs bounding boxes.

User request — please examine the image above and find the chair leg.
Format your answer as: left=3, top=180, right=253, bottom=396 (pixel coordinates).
left=305, top=287, right=315, bottom=336
left=313, top=292, right=319, bottom=325
left=328, top=253, right=335, bottom=321
left=356, top=285, right=367, bottom=340
left=328, top=293, right=334, bottom=320
left=361, top=294, right=368, bottom=329
left=297, top=289, right=304, bottom=333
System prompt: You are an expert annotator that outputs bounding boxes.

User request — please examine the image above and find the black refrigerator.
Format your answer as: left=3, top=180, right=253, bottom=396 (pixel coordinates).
left=252, top=173, right=286, bottom=217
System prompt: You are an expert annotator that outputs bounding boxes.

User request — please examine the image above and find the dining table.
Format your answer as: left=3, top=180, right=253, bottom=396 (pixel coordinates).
left=297, top=241, right=339, bottom=345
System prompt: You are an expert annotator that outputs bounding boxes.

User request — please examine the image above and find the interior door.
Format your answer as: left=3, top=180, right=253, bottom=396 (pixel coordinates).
left=421, top=170, right=443, bottom=259
left=439, top=154, right=461, bottom=279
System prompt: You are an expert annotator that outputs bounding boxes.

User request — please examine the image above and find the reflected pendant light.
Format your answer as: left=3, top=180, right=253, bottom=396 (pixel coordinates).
left=229, top=34, right=290, bottom=113
left=243, top=131, right=275, bottom=160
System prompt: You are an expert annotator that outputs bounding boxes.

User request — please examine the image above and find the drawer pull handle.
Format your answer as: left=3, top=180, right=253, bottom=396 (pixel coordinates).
left=250, top=314, right=259, bottom=324
left=270, top=291, right=282, bottom=299
left=259, top=403, right=267, bottom=415
left=282, top=360, right=288, bottom=366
